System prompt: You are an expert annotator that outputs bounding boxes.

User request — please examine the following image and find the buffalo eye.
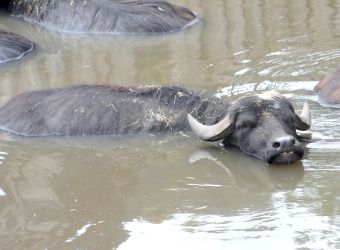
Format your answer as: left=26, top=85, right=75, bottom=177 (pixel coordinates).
left=237, top=122, right=254, bottom=130
left=237, top=123, right=247, bottom=130
left=284, top=116, right=296, bottom=128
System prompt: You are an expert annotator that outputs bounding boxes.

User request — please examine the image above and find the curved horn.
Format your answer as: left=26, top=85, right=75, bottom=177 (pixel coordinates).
left=187, top=114, right=234, bottom=142
left=295, top=102, right=311, bottom=131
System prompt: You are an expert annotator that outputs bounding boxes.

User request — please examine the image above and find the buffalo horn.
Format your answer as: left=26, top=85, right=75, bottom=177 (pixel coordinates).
left=187, top=114, right=233, bottom=141
left=295, top=102, right=311, bottom=131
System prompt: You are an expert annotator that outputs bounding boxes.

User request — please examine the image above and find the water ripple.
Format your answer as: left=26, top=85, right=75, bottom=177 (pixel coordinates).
left=231, top=47, right=340, bottom=86
left=217, top=80, right=317, bottom=98
left=119, top=208, right=338, bottom=250
left=257, top=48, right=340, bottom=78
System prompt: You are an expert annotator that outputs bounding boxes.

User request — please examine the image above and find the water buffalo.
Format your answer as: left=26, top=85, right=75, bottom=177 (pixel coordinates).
left=0, top=85, right=311, bottom=164
left=0, top=29, right=34, bottom=64
left=8, top=0, right=197, bottom=34
left=314, top=68, right=340, bottom=108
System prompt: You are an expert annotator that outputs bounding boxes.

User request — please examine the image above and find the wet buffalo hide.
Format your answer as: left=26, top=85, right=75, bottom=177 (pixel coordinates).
left=314, top=68, right=340, bottom=108
left=0, top=29, right=34, bottom=64
left=9, top=0, right=198, bottom=34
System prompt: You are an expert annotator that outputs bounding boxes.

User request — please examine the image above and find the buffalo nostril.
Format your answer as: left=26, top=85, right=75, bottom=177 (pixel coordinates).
left=272, top=136, right=296, bottom=150
left=272, top=141, right=281, bottom=148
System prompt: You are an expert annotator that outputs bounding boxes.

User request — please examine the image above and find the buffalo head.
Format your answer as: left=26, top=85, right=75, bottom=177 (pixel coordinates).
left=188, top=91, right=311, bottom=164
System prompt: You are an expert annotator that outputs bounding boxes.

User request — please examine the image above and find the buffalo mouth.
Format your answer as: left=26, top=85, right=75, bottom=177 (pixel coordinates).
left=267, top=149, right=304, bottom=164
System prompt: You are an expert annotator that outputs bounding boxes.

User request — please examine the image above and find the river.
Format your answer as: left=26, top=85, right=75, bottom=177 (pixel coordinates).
left=0, top=0, right=339, bottom=249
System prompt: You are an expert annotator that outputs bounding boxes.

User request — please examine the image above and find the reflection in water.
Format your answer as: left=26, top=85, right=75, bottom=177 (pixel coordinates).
left=0, top=0, right=339, bottom=249
left=120, top=208, right=337, bottom=250
left=188, top=148, right=305, bottom=191
left=0, top=137, right=134, bottom=249
left=65, top=222, right=98, bottom=243
left=0, top=135, right=309, bottom=249
left=118, top=149, right=336, bottom=250
left=0, top=187, right=6, bottom=196
left=307, top=140, right=340, bottom=150
left=0, top=0, right=339, bottom=99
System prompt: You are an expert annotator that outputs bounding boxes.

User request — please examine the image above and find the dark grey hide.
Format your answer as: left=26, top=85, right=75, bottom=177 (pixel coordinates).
left=0, top=85, right=228, bottom=136
left=0, top=85, right=311, bottom=164
left=0, top=29, right=34, bottom=64
left=9, top=0, right=197, bottom=34
left=204, top=92, right=310, bottom=164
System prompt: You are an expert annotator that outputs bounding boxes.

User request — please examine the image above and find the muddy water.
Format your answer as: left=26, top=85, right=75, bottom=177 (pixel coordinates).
left=0, top=0, right=340, bottom=249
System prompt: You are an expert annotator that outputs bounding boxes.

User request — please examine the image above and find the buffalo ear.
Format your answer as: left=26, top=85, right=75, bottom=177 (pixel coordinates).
left=187, top=114, right=234, bottom=142
left=295, top=102, right=311, bottom=131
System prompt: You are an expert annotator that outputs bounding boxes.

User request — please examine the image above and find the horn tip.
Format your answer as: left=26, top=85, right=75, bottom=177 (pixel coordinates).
left=296, top=101, right=312, bottom=131
left=302, top=102, right=311, bottom=123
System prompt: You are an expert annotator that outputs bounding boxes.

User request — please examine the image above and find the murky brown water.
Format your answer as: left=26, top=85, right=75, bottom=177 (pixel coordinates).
left=0, top=0, right=340, bottom=249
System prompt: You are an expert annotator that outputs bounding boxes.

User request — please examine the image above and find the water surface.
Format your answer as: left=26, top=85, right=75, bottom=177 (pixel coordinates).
left=0, top=1, right=340, bottom=249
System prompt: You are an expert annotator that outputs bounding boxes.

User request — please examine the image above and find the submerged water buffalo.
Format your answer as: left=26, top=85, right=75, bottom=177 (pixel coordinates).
left=8, top=0, right=197, bottom=34
left=314, top=68, right=340, bottom=108
left=0, top=29, right=34, bottom=64
left=0, top=85, right=311, bottom=164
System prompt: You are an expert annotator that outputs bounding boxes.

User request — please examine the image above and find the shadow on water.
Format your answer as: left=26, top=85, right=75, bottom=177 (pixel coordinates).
left=0, top=0, right=340, bottom=249
left=188, top=146, right=305, bottom=192
left=0, top=136, right=135, bottom=249
left=0, top=133, right=305, bottom=249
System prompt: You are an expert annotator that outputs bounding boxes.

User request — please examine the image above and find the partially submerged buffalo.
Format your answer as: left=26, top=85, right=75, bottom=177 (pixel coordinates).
left=314, top=68, right=340, bottom=108
left=0, top=85, right=311, bottom=164
left=8, top=0, right=197, bottom=34
left=0, top=29, right=34, bottom=64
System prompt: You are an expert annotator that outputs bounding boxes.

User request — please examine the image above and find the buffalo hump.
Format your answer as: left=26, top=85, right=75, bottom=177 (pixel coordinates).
left=9, top=0, right=198, bottom=34
left=0, top=85, right=227, bottom=136
left=0, top=29, right=34, bottom=64
left=314, top=68, right=340, bottom=107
